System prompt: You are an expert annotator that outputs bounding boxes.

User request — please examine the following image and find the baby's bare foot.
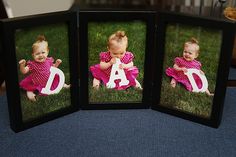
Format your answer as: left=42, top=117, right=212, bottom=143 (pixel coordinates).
left=208, top=93, right=214, bottom=96
left=170, top=79, right=176, bottom=88
left=206, top=90, right=214, bottom=97
left=206, top=89, right=214, bottom=96
left=135, top=79, right=143, bottom=90
left=63, top=84, right=70, bottom=89
left=93, top=79, right=100, bottom=90
left=26, top=91, right=36, bottom=102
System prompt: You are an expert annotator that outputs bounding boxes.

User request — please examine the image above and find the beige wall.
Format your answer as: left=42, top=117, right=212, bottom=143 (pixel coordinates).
left=5, top=0, right=74, bottom=17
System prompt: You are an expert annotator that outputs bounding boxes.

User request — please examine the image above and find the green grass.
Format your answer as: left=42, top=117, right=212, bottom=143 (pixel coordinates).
left=160, top=23, right=222, bottom=118
left=15, top=23, right=71, bottom=122
left=88, top=21, right=146, bottom=103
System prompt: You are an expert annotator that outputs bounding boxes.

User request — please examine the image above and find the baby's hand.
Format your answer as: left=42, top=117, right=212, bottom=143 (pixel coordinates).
left=19, top=59, right=26, bottom=65
left=181, top=67, right=188, bottom=73
left=119, top=64, right=124, bottom=69
left=56, top=59, right=62, bottom=64
left=110, top=58, right=116, bottom=65
left=53, top=59, right=62, bottom=68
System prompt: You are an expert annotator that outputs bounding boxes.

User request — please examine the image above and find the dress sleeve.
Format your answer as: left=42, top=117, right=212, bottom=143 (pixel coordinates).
left=196, top=60, right=202, bottom=69
left=174, top=57, right=182, bottom=66
left=126, top=52, right=134, bottom=63
left=27, top=60, right=33, bottom=71
left=99, top=52, right=111, bottom=63
left=47, top=57, right=54, bottom=66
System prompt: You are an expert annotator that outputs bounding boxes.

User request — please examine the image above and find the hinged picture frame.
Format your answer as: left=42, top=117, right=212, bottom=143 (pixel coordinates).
left=0, top=11, right=79, bottom=132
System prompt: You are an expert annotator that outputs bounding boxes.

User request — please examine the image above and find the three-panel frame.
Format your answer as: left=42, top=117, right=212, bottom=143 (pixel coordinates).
left=0, top=10, right=235, bottom=132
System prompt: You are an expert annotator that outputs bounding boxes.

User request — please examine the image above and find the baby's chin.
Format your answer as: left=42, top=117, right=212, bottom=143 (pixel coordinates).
left=184, top=57, right=194, bottom=62
left=35, top=59, right=46, bottom=62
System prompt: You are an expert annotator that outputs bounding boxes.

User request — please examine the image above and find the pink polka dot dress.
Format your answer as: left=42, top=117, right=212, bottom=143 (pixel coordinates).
left=166, top=57, right=202, bottom=91
left=19, top=57, right=59, bottom=95
left=90, top=51, right=139, bottom=90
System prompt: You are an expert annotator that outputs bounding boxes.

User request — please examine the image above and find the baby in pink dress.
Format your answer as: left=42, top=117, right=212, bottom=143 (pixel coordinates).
left=90, top=30, right=142, bottom=90
left=166, top=38, right=214, bottom=96
left=19, top=35, right=70, bottom=101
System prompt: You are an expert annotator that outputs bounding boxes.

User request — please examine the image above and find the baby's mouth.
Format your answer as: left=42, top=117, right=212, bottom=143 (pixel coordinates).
left=184, top=56, right=189, bottom=59
left=38, top=58, right=45, bottom=61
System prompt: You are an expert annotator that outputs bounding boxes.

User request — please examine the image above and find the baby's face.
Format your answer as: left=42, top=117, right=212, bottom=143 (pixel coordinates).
left=108, top=43, right=126, bottom=59
left=183, top=44, right=198, bottom=61
left=32, top=43, right=49, bottom=63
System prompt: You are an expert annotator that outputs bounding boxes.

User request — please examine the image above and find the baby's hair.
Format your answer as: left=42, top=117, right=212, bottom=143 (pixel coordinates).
left=184, top=37, right=200, bottom=53
left=37, top=35, right=46, bottom=42
left=107, top=30, right=128, bottom=48
left=32, top=35, right=49, bottom=53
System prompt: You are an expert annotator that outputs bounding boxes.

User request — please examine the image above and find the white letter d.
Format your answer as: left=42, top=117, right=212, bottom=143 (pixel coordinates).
left=41, top=67, right=65, bottom=95
left=184, top=68, right=208, bottom=93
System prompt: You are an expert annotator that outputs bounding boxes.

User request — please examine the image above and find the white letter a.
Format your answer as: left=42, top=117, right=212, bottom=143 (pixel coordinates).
left=106, top=58, right=129, bottom=89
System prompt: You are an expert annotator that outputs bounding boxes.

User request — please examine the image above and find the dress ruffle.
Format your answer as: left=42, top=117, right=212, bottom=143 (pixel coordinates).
left=20, top=74, right=60, bottom=95
left=90, top=64, right=139, bottom=90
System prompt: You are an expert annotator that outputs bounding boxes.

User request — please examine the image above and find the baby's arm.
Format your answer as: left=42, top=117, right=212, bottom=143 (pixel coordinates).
left=119, top=61, right=134, bottom=69
left=53, top=59, right=62, bottom=67
left=173, top=64, right=187, bottom=73
left=19, top=59, right=29, bottom=74
left=100, top=58, right=116, bottom=70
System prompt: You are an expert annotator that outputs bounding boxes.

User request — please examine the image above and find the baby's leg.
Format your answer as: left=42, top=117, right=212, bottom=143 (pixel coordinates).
left=26, top=91, right=36, bottom=101
left=170, top=78, right=177, bottom=88
left=93, top=78, right=100, bottom=89
left=206, top=89, right=214, bottom=96
left=135, top=79, right=143, bottom=90
left=63, top=83, right=71, bottom=89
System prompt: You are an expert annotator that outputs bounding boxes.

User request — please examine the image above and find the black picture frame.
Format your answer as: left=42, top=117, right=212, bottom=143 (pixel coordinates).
left=0, top=11, right=79, bottom=132
left=0, top=0, right=8, bottom=94
left=227, top=36, right=236, bottom=87
left=79, top=10, right=155, bottom=109
left=231, top=38, right=236, bottom=67
left=152, top=12, right=235, bottom=128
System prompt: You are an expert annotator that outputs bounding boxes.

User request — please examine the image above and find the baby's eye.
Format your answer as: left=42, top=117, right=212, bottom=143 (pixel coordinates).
left=42, top=51, right=45, bottom=54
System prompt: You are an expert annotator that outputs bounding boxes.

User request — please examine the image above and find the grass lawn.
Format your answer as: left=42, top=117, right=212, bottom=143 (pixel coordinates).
left=88, top=21, right=146, bottom=103
left=160, top=23, right=222, bottom=118
left=15, top=23, right=71, bottom=122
